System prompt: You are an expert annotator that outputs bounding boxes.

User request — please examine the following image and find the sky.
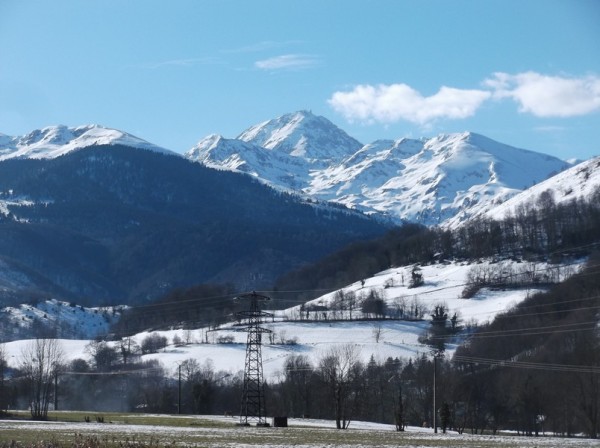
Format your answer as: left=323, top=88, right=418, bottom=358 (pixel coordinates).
left=0, top=0, right=599, bottom=160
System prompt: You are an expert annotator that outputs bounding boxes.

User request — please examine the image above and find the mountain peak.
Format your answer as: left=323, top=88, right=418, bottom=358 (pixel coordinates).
left=194, top=133, right=225, bottom=149
left=237, top=110, right=363, bottom=162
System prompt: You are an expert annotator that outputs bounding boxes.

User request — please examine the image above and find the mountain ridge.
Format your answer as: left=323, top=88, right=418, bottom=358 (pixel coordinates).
left=0, top=124, right=176, bottom=161
left=3, top=113, right=593, bottom=229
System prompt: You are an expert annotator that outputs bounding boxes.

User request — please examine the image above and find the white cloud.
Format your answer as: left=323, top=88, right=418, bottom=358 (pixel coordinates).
left=485, top=72, right=600, bottom=117
left=329, top=72, right=600, bottom=126
left=255, top=54, right=318, bottom=71
left=328, top=83, right=491, bottom=125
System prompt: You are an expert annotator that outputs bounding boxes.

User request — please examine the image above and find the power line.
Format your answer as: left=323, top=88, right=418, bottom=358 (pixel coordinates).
left=60, top=366, right=164, bottom=376
left=452, top=355, right=600, bottom=374
left=113, top=258, right=599, bottom=317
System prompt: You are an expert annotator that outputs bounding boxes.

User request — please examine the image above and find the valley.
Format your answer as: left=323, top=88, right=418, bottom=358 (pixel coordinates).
left=0, top=111, right=599, bottom=440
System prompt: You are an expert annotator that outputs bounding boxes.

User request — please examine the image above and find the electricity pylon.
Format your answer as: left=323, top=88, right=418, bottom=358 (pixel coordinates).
left=235, top=291, right=272, bottom=426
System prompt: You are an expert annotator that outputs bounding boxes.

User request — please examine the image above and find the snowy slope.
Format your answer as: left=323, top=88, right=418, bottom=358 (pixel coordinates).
left=186, top=134, right=312, bottom=190
left=0, top=125, right=176, bottom=160
left=0, top=299, right=123, bottom=341
left=188, top=112, right=571, bottom=226
left=480, top=156, right=600, bottom=222
left=3, top=259, right=582, bottom=380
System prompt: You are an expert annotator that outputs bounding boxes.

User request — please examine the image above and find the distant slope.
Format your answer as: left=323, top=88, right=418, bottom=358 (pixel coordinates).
left=480, top=155, right=600, bottom=222
left=0, top=124, right=175, bottom=160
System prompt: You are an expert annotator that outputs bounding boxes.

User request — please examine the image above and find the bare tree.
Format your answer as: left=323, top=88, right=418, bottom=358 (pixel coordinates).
left=319, top=344, right=361, bottom=429
left=118, top=337, right=140, bottom=366
left=0, top=343, right=7, bottom=413
left=20, top=338, right=64, bottom=419
left=373, top=324, right=383, bottom=343
left=184, top=329, right=194, bottom=345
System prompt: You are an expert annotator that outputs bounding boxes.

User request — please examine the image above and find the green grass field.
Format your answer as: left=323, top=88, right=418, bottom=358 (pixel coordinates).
left=0, top=412, right=594, bottom=447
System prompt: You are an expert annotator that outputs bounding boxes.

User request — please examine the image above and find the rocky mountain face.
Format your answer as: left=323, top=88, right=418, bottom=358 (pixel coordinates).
left=187, top=111, right=572, bottom=226
left=0, top=131, right=389, bottom=305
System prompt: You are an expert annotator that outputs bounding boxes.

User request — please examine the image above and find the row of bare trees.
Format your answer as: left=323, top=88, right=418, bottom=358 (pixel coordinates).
left=288, top=288, right=429, bottom=323
left=2, top=334, right=598, bottom=438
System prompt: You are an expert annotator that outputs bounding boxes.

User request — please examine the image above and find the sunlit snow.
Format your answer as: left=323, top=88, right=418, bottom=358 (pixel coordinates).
left=3, top=259, right=582, bottom=381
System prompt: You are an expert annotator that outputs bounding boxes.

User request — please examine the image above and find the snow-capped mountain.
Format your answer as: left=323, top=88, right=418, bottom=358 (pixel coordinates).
left=187, top=134, right=313, bottom=190
left=187, top=112, right=572, bottom=226
left=237, top=110, right=363, bottom=163
left=0, top=124, right=175, bottom=161
left=186, top=111, right=365, bottom=192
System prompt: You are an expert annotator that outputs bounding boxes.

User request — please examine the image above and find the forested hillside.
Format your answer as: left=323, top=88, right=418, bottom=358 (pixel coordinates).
left=449, top=255, right=600, bottom=437
left=274, top=188, right=600, bottom=304
left=0, top=145, right=388, bottom=305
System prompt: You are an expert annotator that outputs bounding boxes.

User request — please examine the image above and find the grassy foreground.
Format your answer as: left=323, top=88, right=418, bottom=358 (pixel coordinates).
left=0, top=412, right=592, bottom=448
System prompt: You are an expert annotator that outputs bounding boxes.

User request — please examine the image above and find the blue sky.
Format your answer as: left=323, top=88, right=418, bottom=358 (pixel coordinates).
left=1, top=0, right=599, bottom=160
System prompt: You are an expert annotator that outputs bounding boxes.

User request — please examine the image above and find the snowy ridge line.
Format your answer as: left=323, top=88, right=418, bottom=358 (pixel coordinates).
left=0, top=124, right=177, bottom=161
left=482, top=155, right=600, bottom=222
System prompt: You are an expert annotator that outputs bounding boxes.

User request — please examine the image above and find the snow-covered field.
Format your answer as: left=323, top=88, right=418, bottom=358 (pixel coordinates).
left=3, top=259, right=582, bottom=381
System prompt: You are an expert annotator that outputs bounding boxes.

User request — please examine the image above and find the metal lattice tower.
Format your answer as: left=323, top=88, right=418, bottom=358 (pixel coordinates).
left=235, top=291, right=272, bottom=426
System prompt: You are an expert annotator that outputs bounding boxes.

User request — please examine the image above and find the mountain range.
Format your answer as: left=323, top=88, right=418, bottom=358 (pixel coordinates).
left=0, top=112, right=598, bottom=308
left=186, top=111, right=573, bottom=226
